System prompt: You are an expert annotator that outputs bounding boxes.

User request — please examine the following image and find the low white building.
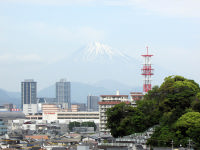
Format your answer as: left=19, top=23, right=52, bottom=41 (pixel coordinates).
left=23, top=104, right=38, bottom=115
left=56, top=111, right=99, bottom=124
left=42, top=112, right=57, bottom=122
left=22, top=123, right=36, bottom=130
left=25, top=111, right=100, bottom=124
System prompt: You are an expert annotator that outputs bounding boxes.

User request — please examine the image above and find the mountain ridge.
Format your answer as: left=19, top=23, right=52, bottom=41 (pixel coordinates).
left=38, top=80, right=141, bottom=103
left=0, top=80, right=142, bottom=106
left=71, top=42, right=133, bottom=63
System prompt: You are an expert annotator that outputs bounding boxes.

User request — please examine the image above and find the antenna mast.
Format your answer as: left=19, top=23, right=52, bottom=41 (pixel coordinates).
left=141, top=46, right=154, bottom=93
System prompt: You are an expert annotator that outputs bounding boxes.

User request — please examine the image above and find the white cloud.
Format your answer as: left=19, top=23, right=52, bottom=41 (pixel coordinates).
left=0, top=20, right=106, bottom=64
left=120, top=0, right=200, bottom=18
left=77, top=27, right=106, bottom=43
left=1, top=0, right=96, bottom=6
left=100, top=0, right=200, bottom=18
left=0, top=53, right=43, bottom=63
left=2, top=0, right=200, bottom=18
left=153, top=47, right=200, bottom=74
left=26, top=22, right=106, bottom=44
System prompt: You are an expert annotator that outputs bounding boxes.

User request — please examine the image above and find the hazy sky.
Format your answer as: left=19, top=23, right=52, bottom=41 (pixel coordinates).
left=0, top=0, right=200, bottom=91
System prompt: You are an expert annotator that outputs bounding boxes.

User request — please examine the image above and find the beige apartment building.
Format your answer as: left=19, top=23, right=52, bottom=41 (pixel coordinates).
left=99, top=92, right=130, bottom=133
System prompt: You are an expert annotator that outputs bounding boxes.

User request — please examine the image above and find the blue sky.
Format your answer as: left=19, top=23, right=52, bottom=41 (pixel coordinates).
left=0, top=0, right=200, bottom=91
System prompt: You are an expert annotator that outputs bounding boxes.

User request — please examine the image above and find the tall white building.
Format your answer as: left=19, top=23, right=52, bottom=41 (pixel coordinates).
left=21, top=79, right=38, bottom=115
left=56, top=79, right=71, bottom=109
left=99, top=91, right=129, bottom=133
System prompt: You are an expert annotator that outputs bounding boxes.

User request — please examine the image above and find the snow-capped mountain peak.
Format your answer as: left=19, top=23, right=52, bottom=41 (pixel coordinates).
left=73, top=42, right=131, bottom=63
left=86, top=42, right=114, bottom=57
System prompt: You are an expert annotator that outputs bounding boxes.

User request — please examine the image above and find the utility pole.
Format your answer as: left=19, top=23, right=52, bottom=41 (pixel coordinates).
left=188, top=138, right=192, bottom=150
left=41, top=137, right=44, bottom=150
left=171, top=140, right=174, bottom=150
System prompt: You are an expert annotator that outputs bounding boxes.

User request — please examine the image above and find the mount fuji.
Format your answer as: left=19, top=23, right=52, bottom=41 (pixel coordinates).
left=40, top=42, right=142, bottom=86
left=64, top=42, right=142, bottom=91
left=72, top=42, right=132, bottom=64
left=37, top=42, right=143, bottom=102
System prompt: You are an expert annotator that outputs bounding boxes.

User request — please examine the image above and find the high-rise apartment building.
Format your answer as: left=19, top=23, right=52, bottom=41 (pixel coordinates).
left=21, top=79, right=37, bottom=107
left=99, top=91, right=129, bottom=133
left=56, top=79, right=71, bottom=109
left=21, top=79, right=37, bottom=115
left=87, top=95, right=99, bottom=111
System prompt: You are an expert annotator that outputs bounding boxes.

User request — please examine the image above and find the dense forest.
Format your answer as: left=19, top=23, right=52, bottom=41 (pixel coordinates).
left=106, top=75, right=200, bottom=149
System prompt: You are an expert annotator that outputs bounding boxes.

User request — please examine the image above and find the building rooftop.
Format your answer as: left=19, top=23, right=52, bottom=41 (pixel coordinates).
left=25, top=135, right=48, bottom=140
left=0, top=112, right=25, bottom=119
left=24, top=79, right=35, bottom=82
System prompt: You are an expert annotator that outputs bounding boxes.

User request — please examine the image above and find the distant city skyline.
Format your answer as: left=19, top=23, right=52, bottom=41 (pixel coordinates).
left=0, top=0, right=200, bottom=91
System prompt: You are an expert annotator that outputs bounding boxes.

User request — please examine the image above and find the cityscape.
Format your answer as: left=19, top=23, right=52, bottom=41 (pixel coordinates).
left=0, top=47, right=155, bottom=149
left=0, top=0, right=200, bottom=150
left=0, top=77, right=146, bottom=149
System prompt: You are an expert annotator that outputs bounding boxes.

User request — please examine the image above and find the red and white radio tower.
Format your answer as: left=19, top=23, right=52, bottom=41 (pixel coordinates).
left=141, top=46, right=154, bottom=93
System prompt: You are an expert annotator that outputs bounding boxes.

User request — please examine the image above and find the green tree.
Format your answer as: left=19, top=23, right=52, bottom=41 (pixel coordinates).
left=106, top=101, right=160, bottom=137
left=144, top=85, right=160, bottom=102
left=69, top=121, right=97, bottom=131
left=81, top=122, right=97, bottom=131
left=148, top=76, right=200, bottom=147
left=106, top=75, right=200, bottom=148
left=174, top=112, right=200, bottom=148
left=106, top=102, right=135, bottom=137
left=191, top=92, right=200, bottom=112
left=69, top=121, right=81, bottom=131
left=136, top=99, right=161, bottom=127
left=158, top=76, right=200, bottom=123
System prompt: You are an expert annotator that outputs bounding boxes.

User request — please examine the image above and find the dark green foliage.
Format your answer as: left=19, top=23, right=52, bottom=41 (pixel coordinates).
left=147, top=76, right=200, bottom=148
left=69, top=121, right=81, bottom=131
left=191, top=93, right=200, bottom=112
left=174, top=112, right=200, bottom=148
left=81, top=122, right=97, bottom=131
left=147, top=125, right=176, bottom=147
left=106, top=75, right=200, bottom=148
left=106, top=102, right=135, bottom=137
left=69, top=121, right=97, bottom=131
left=143, top=85, right=160, bottom=102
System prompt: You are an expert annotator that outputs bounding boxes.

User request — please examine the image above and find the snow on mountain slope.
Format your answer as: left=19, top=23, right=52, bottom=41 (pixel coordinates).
left=37, top=42, right=142, bottom=89
left=73, top=42, right=132, bottom=63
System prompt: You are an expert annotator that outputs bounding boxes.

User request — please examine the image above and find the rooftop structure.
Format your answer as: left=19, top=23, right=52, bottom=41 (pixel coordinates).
left=130, top=92, right=144, bottom=101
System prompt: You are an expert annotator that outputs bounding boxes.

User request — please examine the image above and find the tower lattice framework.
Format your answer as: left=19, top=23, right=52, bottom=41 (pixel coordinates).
left=141, top=47, right=154, bottom=93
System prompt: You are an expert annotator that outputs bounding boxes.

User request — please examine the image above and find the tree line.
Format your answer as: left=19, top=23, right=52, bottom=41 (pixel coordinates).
left=106, top=75, right=200, bottom=149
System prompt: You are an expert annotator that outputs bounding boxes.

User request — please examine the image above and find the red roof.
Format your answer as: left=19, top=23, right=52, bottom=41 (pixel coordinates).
left=25, top=135, right=48, bottom=140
